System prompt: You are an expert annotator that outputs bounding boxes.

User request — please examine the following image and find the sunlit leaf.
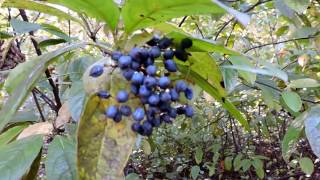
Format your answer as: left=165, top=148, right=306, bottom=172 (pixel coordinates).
left=281, top=91, right=302, bottom=112
left=304, top=105, right=320, bottom=158
left=299, top=157, right=314, bottom=175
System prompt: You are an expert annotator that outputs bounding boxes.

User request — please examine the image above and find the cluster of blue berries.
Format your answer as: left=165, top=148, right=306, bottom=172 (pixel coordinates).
left=89, top=37, right=194, bottom=136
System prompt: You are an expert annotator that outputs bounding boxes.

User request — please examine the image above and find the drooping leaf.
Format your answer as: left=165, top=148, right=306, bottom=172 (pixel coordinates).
left=22, top=151, right=42, bottom=180
left=2, top=0, right=82, bottom=24
left=9, top=111, right=39, bottom=124
left=281, top=91, right=302, bottom=112
left=0, top=135, right=43, bottom=180
left=125, top=173, right=140, bottom=180
left=46, top=135, right=77, bottom=180
left=122, top=0, right=225, bottom=33
left=67, top=81, right=86, bottom=122
left=221, top=65, right=238, bottom=94
left=0, top=125, right=27, bottom=146
left=39, top=39, right=67, bottom=48
left=17, top=122, right=53, bottom=140
left=288, top=78, right=320, bottom=88
left=291, top=27, right=318, bottom=39
left=0, top=43, right=85, bottom=132
left=233, top=154, right=243, bottom=171
left=190, top=165, right=200, bottom=180
left=241, top=159, right=251, bottom=172
left=299, top=157, right=314, bottom=175
left=177, top=64, right=250, bottom=131
left=0, top=31, right=13, bottom=39
left=276, top=26, right=289, bottom=36
left=46, top=0, right=120, bottom=31
left=304, top=105, right=320, bottom=158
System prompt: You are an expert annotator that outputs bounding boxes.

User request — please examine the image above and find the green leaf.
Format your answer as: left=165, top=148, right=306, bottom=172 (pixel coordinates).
left=224, top=156, right=233, bottom=171
left=241, top=159, right=251, bottom=172
left=0, top=31, right=13, bottom=39
left=10, top=111, right=39, bottom=124
left=0, top=43, right=85, bottom=132
left=39, top=39, right=67, bottom=48
left=283, top=0, right=311, bottom=14
left=0, top=135, right=43, bottom=180
left=233, top=154, right=243, bottom=171
left=125, top=173, right=140, bottom=180
left=122, top=0, right=225, bottom=33
left=46, top=136, right=77, bottom=180
left=10, top=18, right=42, bottom=34
left=304, top=105, right=320, bottom=158
left=276, top=26, right=289, bottom=36
left=281, top=91, right=302, bottom=112
left=22, top=151, right=42, bottom=180
left=2, top=0, right=82, bottom=24
left=67, top=81, right=86, bottom=121
left=228, top=56, right=256, bottom=85
left=282, top=110, right=309, bottom=161
left=142, top=139, right=151, bottom=155
left=190, top=165, right=200, bottom=180
left=41, top=24, right=72, bottom=41
left=195, top=147, right=203, bottom=164
left=0, top=125, right=27, bottom=146
left=47, top=0, right=120, bottom=31
left=222, top=65, right=238, bottom=94
left=252, top=158, right=264, bottom=179
left=288, top=78, right=320, bottom=88
left=299, top=157, right=314, bottom=175
left=291, top=27, right=318, bottom=38
left=177, top=64, right=250, bottom=131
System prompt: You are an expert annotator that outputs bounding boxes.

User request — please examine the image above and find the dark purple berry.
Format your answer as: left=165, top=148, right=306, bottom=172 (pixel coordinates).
left=147, top=36, right=160, bottom=46
left=118, top=56, right=132, bottom=69
left=149, top=46, right=161, bottom=58
left=144, top=76, right=157, bottom=88
left=174, top=49, right=188, bottom=62
left=148, top=94, right=160, bottom=105
left=111, top=51, right=122, bottom=61
left=185, top=105, right=194, bottom=117
left=97, top=90, right=111, bottom=99
left=163, top=49, right=174, bottom=59
left=170, top=89, right=179, bottom=101
left=160, top=91, right=171, bottom=102
left=129, top=47, right=141, bottom=60
left=184, top=87, right=193, bottom=100
left=158, top=37, right=172, bottom=49
left=139, top=85, right=151, bottom=97
left=177, top=106, right=186, bottom=115
left=131, top=84, right=139, bottom=95
left=122, top=68, right=134, bottom=80
left=113, top=112, right=122, bottom=122
left=131, top=61, right=140, bottom=70
left=131, top=122, right=143, bottom=133
left=180, top=38, right=193, bottom=49
left=142, top=121, right=153, bottom=136
left=120, top=105, right=132, bottom=116
left=175, top=80, right=188, bottom=92
left=160, top=114, right=172, bottom=123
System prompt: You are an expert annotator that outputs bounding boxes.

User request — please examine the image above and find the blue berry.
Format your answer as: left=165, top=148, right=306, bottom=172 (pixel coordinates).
left=113, top=112, right=122, bottom=122
left=146, top=65, right=157, bottom=76
left=185, top=105, right=194, bottom=117
left=164, top=59, right=177, bottom=72
left=175, top=80, right=188, bottom=92
left=140, top=96, right=149, bottom=104
left=129, top=47, right=141, bottom=60
left=144, top=76, right=157, bottom=88
left=118, top=56, right=132, bottom=69
left=133, top=107, right=145, bottom=121
left=89, top=65, right=104, bottom=77
left=148, top=94, right=160, bottom=105
left=163, top=49, right=174, bottom=59
left=149, top=116, right=161, bottom=127
left=139, top=85, right=151, bottom=97
left=158, top=37, right=172, bottom=49
left=159, top=102, right=170, bottom=112
left=131, top=122, right=143, bottom=133
left=131, top=61, right=140, bottom=70
left=106, top=105, right=118, bottom=118
left=122, top=68, right=134, bottom=80
left=144, top=57, right=154, bottom=67
left=116, top=90, right=129, bottom=103
left=177, top=106, right=186, bottom=115
left=120, top=105, right=132, bottom=116
left=185, top=87, right=193, bottom=100
left=97, top=90, right=111, bottom=99
left=158, top=76, right=171, bottom=89
left=160, top=91, right=171, bottom=102
left=130, top=84, right=139, bottom=95
left=140, top=48, right=149, bottom=60
left=131, top=72, right=144, bottom=85
left=149, top=46, right=161, bottom=58
left=142, top=121, right=153, bottom=136
left=111, top=51, right=122, bottom=61
left=168, top=108, right=177, bottom=118
left=170, top=89, right=179, bottom=101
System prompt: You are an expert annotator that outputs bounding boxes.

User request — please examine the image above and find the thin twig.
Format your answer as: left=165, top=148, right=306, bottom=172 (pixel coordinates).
left=178, top=16, right=188, bottom=27
left=32, top=91, right=46, bottom=122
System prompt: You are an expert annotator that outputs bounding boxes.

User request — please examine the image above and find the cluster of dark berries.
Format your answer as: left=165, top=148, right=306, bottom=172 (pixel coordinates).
left=89, top=36, right=194, bottom=136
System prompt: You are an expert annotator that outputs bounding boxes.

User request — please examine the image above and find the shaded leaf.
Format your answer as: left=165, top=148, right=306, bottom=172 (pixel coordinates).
left=252, top=158, right=264, bottom=179
left=0, top=135, right=43, bottom=180
left=241, top=159, right=251, bottom=172
left=10, top=111, right=39, bottom=124
left=39, top=38, right=67, bottom=48
left=224, top=156, right=233, bottom=171
left=281, top=91, right=302, bottom=112
left=299, top=157, right=314, bottom=175
left=288, top=78, right=320, bottom=88
left=228, top=56, right=256, bottom=85
left=233, top=154, right=243, bottom=171
left=67, top=81, right=86, bottom=122
left=46, top=135, right=77, bottom=180
left=283, top=0, right=311, bottom=14
left=125, top=173, right=139, bottom=180
left=17, top=122, right=53, bottom=140
left=190, top=165, right=200, bottom=180
left=10, top=18, right=42, bottom=34
left=195, top=147, right=203, bottom=164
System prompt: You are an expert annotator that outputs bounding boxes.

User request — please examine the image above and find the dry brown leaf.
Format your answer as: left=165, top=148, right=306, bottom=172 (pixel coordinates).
left=55, top=103, right=72, bottom=129
left=17, top=122, right=53, bottom=140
